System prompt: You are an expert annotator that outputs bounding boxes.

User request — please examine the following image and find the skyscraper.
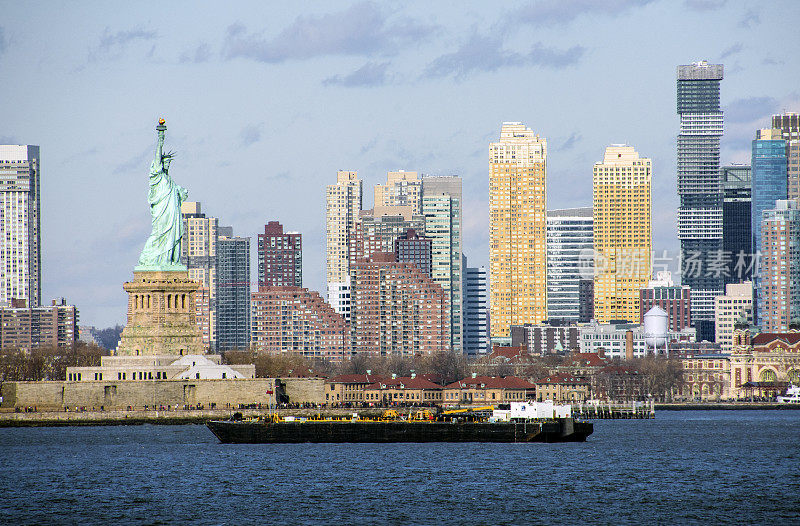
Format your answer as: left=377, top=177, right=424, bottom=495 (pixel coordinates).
left=422, top=175, right=463, bottom=353
left=751, top=128, right=787, bottom=259
left=181, top=201, right=219, bottom=350
left=0, top=145, right=41, bottom=307
left=721, top=165, right=752, bottom=284
left=326, top=171, right=362, bottom=321
left=258, top=221, right=302, bottom=287
left=216, top=227, right=250, bottom=351
left=593, top=145, right=652, bottom=324
left=489, top=122, right=547, bottom=339
left=463, top=255, right=489, bottom=356
left=771, top=112, right=800, bottom=199
left=546, top=207, right=593, bottom=322
left=676, top=61, right=724, bottom=342
left=374, top=170, right=422, bottom=212
left=759, top=200, right=800, bottom=331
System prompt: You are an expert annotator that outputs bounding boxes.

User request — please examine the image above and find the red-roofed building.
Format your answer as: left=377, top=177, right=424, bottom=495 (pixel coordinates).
left=443, top=375, right=535, bottom=405
left=534, top=373, right=590, bottom=402
left=325, top=372, right=387, bottom=405
left=362, top=375, right=444, bottom=406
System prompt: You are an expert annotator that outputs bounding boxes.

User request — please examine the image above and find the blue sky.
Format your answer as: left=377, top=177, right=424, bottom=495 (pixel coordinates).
left=1, top=0, right=798, bottom=328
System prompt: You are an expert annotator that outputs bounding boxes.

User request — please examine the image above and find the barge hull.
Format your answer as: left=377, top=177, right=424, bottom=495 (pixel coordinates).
left=207, top=419, right=592, bottom=443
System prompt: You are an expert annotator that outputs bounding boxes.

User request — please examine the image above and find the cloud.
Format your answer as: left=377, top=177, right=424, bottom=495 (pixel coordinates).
left=239, top=124, right=263, bottom=147
left=738, top=8, right=760, bottom=28
left=360, top=137, right=379, bottom=155
left=724, top=96, right=779, bottom=124
left=323, top=61, right=391, bottom=87
left=719, top=42, right=742, bottom=60
left=113, top=147, right=151, bottom=175
left=90, top=27, right=157, bottom=60
left=508, top=0, right=654, bottom=27
left=223, top=2, right=435, bottom=63
left=180, top=43, right=211, bottom=63
left=558, top=132, right=582, bottom=151
left=683, top=0, right=727, bottom=11
left=423, top=35, right=584, bottom=80
left=0, top=27, right=6, bottom=55
left=762, top=57, right=784, bottom=66
left=0, top=135, right=19, bottom=144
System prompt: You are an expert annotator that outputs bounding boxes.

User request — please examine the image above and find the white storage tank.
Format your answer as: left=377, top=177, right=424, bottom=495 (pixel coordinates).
left=643, top=306, right=669, bottom=349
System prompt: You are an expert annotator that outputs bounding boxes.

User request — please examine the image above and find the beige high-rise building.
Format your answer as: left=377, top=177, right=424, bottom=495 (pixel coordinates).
left=181, top=201, right=219, bottom=350
left=593, top=145, right=652, bottom=323
left=326, top=170, right=362, bottom=320
left=714, top=282, right=753, bottom=351
left=489, top=122, right=548, bottom=339
left=374, top=171, right=421, bottom=213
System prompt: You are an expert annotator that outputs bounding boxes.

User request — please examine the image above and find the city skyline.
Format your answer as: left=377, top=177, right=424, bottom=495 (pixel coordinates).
left=2, top=1, right=800, bottom=327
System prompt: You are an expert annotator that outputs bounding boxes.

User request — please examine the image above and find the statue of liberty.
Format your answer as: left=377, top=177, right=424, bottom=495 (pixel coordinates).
left=136, top=119, right=188, bottom=270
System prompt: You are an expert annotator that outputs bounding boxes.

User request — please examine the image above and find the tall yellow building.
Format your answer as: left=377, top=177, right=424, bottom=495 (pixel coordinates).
left=593, top=145, right=652, bottom=323
left=489, top=122, right=548, bottom=338
left=326, top=171, right=362, bottom=320
left=374, top=171, right=421, bottom=212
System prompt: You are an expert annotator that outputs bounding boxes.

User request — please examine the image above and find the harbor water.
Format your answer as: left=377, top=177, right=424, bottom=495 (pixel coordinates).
left=1, top=410, right=798, bottom=524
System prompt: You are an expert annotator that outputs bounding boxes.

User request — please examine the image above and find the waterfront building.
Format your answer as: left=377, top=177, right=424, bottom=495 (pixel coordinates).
left=579, top=320, right=696, bottom=360
left=251, top=286, right=347, bottom=361
left=593, top=145, right=652, bottom=324
left=678, top=354, right=731, bottom=400
left=759, top=200, right=800, bottom=332
left=326, top=171, right=362, bottom=321
left=325, top=373, right=387, bottom=405
left=394, top=229, right=432, bottom=276
left=510, top=322, right=578, bottom=355
left=0, top=145, right=41, bottom=307
left=363, top=376, right=444, bottom=405
left=0, top=298, right=77, bottom=351
left=676, top=61, right=724, bottom=343
left=638, top=271, right=691, bottom=332
left=216, top=227, right=251, bottom=351
left=258, top=221, right=302, bottom=288
left=771, top=112, right=800, bottom=199
left=714, top=282, right=753, bottom=351
left=181, top=201, right=219, bottom=350
left=489, top=122, right=548, bottom=338
left=578, top=279, right=594, bottom=323
left=422, top=176, right=463, bottom=353
left=443, top=376, right=536, bottom=404
left=533, top=374, right=590, bottom=402
left=463, top=257, right=489, bottom=356
left=349, top=252, right=449, bottom=357
left=721, top=164, right=752, bottom=284
left=374, top=170, right=422, bottom=212
left=546, top=207, right=593, bottom=322
left=729, top=328, right=800, bottom=398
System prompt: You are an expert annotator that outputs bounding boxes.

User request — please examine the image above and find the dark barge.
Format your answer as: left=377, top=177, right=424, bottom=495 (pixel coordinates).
left=206, top=418, right=593, bottom=443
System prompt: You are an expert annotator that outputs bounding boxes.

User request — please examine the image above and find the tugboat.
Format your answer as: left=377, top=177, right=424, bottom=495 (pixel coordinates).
left=206, top=402, right=593, bottom=444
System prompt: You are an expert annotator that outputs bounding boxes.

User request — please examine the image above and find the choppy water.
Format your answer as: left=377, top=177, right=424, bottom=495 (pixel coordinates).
left=1, top=411, right=799, bottom=525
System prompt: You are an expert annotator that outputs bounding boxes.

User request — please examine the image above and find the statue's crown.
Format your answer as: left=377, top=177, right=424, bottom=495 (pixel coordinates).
left=158, top=118, right=166, bottom=125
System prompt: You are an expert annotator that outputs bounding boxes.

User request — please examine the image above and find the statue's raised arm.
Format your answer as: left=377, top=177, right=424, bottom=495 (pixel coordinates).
left=136, top=119, right=189, bottom=271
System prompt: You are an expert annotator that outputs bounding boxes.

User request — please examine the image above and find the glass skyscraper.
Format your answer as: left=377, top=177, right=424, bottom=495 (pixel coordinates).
left=721, top=164, right=752, bottom=285
left=216, top=227, right=251, bottom=351
left=676, top=61, right=724, bottom=342
left=751, top=128, right=787, bottom=258
left=546, top=207, right=593, bottom=322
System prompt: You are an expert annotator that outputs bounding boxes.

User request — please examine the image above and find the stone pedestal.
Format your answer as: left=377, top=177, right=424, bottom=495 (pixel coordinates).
left=116, top=270, right=205, bottom=356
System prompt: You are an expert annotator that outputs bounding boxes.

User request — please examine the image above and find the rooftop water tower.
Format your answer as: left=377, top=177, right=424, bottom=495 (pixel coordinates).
left=643, top=306, right=669, bottom=356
